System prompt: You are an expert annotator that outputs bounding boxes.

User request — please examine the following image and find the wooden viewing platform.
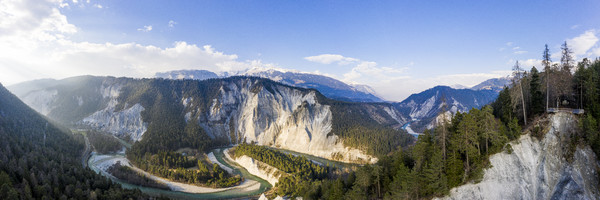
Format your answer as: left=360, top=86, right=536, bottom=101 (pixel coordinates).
left=547, top=108, right=585, bottom=114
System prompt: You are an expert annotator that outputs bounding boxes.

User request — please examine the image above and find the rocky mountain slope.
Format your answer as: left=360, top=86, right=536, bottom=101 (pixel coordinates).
left=394, top=86, right=498, bottom=132
left=470, top=77, right=511, bottom=92
left=155, top=69, right=219, bottom=80
left=153, top=69, right=508, bottom=135
left=10, top=76, right=412, bottom=163
left=438, top=112, right=600, bottom=200
left=154, top=68, right=385, bottom=102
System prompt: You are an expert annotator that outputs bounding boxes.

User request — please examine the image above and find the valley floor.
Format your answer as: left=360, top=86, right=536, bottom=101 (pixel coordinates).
left=87, top=149, right=270, bottom=199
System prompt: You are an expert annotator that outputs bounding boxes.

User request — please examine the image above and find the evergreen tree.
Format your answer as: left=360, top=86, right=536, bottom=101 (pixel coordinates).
left=542, top=44, right=552, bottom=110
left=529, top=67, right=544, bottom=115
left=345, top=184, right=367, bottom=200
left=561, top=41, right=575, bottom=72
left=452, top=112, right=479, bottom=180
left=422, top=147, right=448, bottom=197
left=325, top=179, right=345, bottom=200
left=445, top=151, right=464, bottom=188
left=492, top=87, right=513, bottom=124
left=385, top=162, right=411, bottom=200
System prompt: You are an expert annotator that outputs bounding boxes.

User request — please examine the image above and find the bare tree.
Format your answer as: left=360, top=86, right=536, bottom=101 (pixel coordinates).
left=542, top=44, right=552, bottom=111
left=512, top=61, right=527, bottom=125
left=561, top=41, right=574, bottom=73
left=556, top=41, right=574, bottom=107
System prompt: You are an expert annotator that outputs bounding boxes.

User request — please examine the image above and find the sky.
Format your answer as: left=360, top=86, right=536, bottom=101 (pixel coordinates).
left=1, top=0, right=600, bottom=101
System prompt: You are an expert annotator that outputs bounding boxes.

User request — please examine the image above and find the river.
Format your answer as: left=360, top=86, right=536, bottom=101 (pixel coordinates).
left=271, top=148, right=360, bottom=170
left=401, top=120, right=422, bottom=138
left=88, top=148, right=270, bottom=199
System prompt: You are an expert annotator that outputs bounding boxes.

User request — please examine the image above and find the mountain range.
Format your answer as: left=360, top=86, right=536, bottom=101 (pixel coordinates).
left=10, top=69, right=510, bottom=140
left=155, top=68, right=385, bottom=102
left=8, top=76, right=413, bottom=163
left=154, top=69, right=510, bottom=132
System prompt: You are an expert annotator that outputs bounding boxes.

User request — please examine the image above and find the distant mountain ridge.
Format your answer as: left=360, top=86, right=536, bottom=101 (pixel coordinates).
left=150, top=69, right=507, bottom=133
left=394, top=85, right=499, bottom=132
left=470, top=76, right=511, bottom=92
left=155, top=69, right=219, bottom=80
left=154, top=68, right=385, bottom=102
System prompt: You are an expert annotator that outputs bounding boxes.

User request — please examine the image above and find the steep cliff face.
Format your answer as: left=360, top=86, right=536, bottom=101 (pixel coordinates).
left=184, top=79, right=378, bottom=163
left=438, top=113, right=600, bottom=200
left=13, top=76, right=406, bottom=163
left=17, top=77, right=148, bottom=141
left=224, top=149, right=284, bottom=186
left=81, top=84, right=147, bottom=141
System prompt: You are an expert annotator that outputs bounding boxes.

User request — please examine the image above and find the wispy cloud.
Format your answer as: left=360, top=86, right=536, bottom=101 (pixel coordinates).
left=93, top=4, right=102, bottom=9
left=567, top=29, right=598, bottom=58
left=514, top=51, right=528, bottom=55
left=137, top=25, right=152, bottom=32
left=305, top=53, right=510, bottom=100
left=571, top=25, right=580, bottom=30
left=304, top=54, right=359, bottom=65
left=168, top=20, right=177, bottom=28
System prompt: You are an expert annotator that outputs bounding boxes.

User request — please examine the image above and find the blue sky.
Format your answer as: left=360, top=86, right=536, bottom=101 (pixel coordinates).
left=1, top=0, right=599, bottom=101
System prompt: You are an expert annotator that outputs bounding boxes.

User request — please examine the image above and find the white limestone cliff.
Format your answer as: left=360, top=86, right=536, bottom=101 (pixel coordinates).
left=224, top=149, right=283, bottom=186
left=438, top=112, right=600, bottom=200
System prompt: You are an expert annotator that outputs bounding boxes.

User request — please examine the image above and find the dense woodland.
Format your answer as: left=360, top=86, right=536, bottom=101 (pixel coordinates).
left=107, top=161, right=170, bottom=190
left=493, top=43, right=600, bottom=156
left=0, top=84, right=150, bottom=199
left=127, top=150, right=242, bottom=188
left=318, top=97, right=415, bottom=158
left=231, top=144, right=328, bottom=194
left=274, top=43, right=600, bottom=199
left=86, top=130, right=123, bottom=154
left=281, top=105, right=516, bottom=199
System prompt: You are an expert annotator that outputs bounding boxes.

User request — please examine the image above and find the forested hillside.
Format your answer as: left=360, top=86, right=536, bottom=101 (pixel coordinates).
left=278, top=105, right=518, bottom=199
left=0, top=83, right=148, bottom=199
left=286, top=45, right=600, bottom=199
left=492, top=45, right=600, bottom=157
left=231, top=144, right=328, bottom=195
left=12, top=76, right=413, bottom=163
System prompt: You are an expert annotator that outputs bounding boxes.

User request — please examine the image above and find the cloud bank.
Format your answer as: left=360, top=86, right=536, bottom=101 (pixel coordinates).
left=0, top=0, right=261, bottom=85
left=305, top=53, right=511, bottom=101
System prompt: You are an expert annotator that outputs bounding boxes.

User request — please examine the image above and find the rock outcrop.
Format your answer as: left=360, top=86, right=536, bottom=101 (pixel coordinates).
left=438, top=112, right=600, bottom=200
left=224, top=149, right=284, bottom=186
left=192, top=80, right=377, bottom=163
